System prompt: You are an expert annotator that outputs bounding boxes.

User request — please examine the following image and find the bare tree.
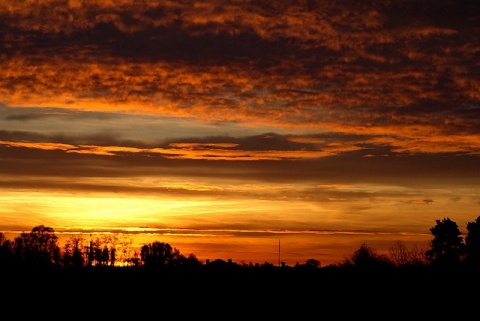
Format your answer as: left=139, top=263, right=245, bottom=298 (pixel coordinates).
left=63, top=235, right=86, bottom=267
left=389, top=241, right=427, bottom=267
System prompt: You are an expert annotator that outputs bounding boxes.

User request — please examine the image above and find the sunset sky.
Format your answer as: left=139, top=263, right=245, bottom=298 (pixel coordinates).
left=1, top=0, right=479, bottom=266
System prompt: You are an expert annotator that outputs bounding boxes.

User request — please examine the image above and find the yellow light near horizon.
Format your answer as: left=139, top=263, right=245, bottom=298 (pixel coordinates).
left=0, top=190, right=441, bottom=267
left=0, top=190, right=226, bottom=230
left=0, top=189, right=325, bottom=231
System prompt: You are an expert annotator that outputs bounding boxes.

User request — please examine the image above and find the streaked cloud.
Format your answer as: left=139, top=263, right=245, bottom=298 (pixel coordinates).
left=1, top=1, right=478, bottom=144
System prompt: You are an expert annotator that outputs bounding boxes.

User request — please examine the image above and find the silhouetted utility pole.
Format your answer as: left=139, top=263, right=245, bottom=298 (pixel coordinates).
left=88, top=233, right=93, bottom=267
left=278, top=239, right=280, bottom=267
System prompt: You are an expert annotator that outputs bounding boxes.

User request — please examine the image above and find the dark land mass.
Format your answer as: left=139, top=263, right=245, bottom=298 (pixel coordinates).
left=3, top=263, right=479, bottom=318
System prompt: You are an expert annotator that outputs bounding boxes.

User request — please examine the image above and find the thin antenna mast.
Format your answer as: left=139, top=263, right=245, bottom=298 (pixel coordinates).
left=278, top=238, right=281, bottom=266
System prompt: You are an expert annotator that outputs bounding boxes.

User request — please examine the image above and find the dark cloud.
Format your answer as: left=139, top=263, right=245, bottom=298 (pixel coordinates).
left=1, top=106, right=117, bottom=122
left=0, top=130, right=50, bottom=142
left=1, top=0, right=478, bottom=126
left=1, top=136, right=479, bottom=188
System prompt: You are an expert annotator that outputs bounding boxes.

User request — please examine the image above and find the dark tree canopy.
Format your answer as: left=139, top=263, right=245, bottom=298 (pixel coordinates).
left=465, top=216, right=480, bottom=266
left=13, top=225, right=61, bottom=266
left=305, top=258, right=321, bottom=268
left=0, top=233, right=15, bottom=266
left=342, top=242, right=394, bottom=270
left=141, top=241, right=181, bottom=267
left=426, top=217, right=465, bottom=267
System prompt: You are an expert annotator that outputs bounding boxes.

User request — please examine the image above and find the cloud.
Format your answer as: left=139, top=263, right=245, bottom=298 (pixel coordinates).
left=0, top=0, right=479, bottom=206
left=0, top=131, right=363, bottom=160
left=408, top=199, right=434, bottom=205
left=1, top=1, right=478, bottom=132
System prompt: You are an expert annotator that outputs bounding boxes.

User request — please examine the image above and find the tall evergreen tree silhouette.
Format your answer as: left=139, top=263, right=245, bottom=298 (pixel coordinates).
left=426, top=217, right=465, bottom=267
left=465, top=216, right=480, bottom=267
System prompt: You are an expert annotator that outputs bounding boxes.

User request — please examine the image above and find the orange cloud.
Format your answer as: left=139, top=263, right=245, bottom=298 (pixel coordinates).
left=0, top=140, right=76, bottom=151
left=0, top=139, right=362, bottom=161
left=0, top=0, right=478, bottom=156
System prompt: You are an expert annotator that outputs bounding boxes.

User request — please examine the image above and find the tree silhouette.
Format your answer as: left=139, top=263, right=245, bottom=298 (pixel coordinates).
left=140, top=241, right=179, bottom=267
left=0, top=233, right=15, bottom=266
left=426, top=217, right=465, bottom=267
left=465, top=215, right=480, bottom=267
left=140, top=241, right=202, bottom=268
left=181, top=253, right=202, bottom=269
left=62, top=236, right=86, bottom=267
left=13, top=225, right=61, bottom=266
left=389, top=241, right=427, bottom=267
left=5, top=218, right=480, bottom=274
left=305, top=258, right=321, bottom=268
left=342, top=242, right=394, bottom=270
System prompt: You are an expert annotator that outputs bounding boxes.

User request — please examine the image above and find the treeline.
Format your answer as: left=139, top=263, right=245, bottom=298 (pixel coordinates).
left=0, top=225, right=204, bottom=270
left=2, top=216, right=480, bottom=272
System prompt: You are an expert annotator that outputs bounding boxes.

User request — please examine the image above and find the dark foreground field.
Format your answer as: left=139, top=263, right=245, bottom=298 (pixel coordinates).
left=3, top=264, right=479, bottom=318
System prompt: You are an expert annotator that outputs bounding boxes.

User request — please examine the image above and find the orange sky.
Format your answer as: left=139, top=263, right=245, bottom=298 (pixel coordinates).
left=1, top=0, right=479, bottom=266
